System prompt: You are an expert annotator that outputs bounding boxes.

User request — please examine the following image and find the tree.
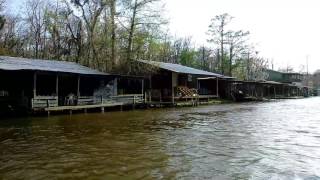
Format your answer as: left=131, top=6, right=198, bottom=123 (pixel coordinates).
left=119, top=0, right=165, bottom=72
left=70, top=0, right=107, bottom=67
left=110, top=0, right=117, bottom=68
left=0, top=0, right=5, bottom=31
left=24, top=0, right=47, bottom=58
left=225, top=30, right=249, bottom=76
left=207, top=13, right=233, bottom=75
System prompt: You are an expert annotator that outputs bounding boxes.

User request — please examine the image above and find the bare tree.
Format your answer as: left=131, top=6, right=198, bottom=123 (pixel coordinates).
left=110, top=0, right=117, bottom=68
left=207, top=13, right=233, bottom=75
left=24, top=0, right=47, bottom=58
left=71, top=0, right=107, bottom=67
left=120, top=0, right=165, bottom=71
left=226, top=30, right=250, bottom=76
left=0, top=0, right=5, bottom=31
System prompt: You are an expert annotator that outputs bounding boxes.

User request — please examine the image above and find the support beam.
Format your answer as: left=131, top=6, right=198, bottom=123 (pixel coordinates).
left=33, top=72, right=37, bottom=98
left=171, top=72, right=175, bottom=105
left=77, top=76, right=80, bottom=98
left=149, top=75, right=152, bottom=103
left=141, top=79, right=144, bottom=95
left=56, top=75, right=59, bottom=97
left=216, top=77, right=219, bottom=97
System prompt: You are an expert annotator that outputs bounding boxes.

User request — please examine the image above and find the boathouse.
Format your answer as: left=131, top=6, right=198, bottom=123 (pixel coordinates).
left=138, top=60, right=233, bottom=105
left=0, top=56, right=144, bottom=115
left=227, top=79, right=305, bottom=101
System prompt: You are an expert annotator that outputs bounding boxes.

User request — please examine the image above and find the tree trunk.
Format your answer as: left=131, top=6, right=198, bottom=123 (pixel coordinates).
left=220, top=19, right=224, bottom=75
left=126, top=0, right=138, bottom=67
left=110, top=0, right=116, bottom=69
left=229, top=45, right=233, bottom=76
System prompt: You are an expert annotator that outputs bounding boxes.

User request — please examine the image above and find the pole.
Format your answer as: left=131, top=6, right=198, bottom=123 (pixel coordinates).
left=216, top=77, right=219, bottom=97
left=77, top=76, right=80, bottom=98
left=247, top=52, right=250, bottom=81
left=33, top=72, right=37, bottom=98
left=56, top=75, right=59, bottom=97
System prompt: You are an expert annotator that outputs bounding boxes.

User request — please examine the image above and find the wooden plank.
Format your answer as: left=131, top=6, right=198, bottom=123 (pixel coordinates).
left=44, top=102, right=124, bottom=112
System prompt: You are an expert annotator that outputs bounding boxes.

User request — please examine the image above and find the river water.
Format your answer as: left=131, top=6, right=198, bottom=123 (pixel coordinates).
left=1, top=98, right=320, bottom=179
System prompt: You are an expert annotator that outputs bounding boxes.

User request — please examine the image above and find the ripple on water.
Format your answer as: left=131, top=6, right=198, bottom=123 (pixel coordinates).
left=1, top=98, right=320, bottom=179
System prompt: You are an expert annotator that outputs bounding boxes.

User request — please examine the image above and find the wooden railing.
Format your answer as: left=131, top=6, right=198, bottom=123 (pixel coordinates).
left=31, top=94, right=144, bottom=110
left=77, top=96, right=95, bottom=105
left=32, top=96, right=58, bottom=109
left=109, top=94, right=144, bottom=105
left=0, top=90, right=9, bottom=97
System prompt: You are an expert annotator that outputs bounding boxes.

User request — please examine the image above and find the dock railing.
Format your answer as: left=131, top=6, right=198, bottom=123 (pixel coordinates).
left=32, top=96, right=58, bottom=109
left=32, top=94, right=144, bottom=111
left=109, top=94, right=144, bottom=105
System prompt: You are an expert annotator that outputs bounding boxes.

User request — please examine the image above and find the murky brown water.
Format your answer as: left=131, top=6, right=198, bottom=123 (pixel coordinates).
left=1, top=98, right=320, bottom=179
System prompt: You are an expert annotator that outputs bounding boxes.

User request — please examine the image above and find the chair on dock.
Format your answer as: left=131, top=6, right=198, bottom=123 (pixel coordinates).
left=65, top=93, right=76, bottom=106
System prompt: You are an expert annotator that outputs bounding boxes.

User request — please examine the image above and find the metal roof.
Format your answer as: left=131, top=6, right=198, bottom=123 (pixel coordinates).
left=230, top=80, right=284, bottom=85
left=138, top=60, right=231, bottom=78
left=0, top=56, right=108, bottom=75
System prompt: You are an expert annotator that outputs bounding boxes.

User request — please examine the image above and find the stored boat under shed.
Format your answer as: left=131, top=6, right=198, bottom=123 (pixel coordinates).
left=0, top=56, right=144, bottom=115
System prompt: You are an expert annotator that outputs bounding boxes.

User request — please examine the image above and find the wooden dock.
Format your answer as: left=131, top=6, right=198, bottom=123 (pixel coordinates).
left=30, top=94, right=145, bottom=115
left=42, top=102, right=124, bottom=115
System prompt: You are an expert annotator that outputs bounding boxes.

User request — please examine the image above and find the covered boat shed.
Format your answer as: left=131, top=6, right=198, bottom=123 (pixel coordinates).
left=138, top=60, right=233, bottom=105
left=0, top=56, right=144, bottom=114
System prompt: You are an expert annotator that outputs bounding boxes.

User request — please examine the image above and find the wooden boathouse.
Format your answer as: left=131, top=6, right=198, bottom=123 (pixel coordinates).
left=227, top=80, right=307, bottom=101
left=138, top=60, right=233, bottom=106
left=0, top=56, right=144, bottom=115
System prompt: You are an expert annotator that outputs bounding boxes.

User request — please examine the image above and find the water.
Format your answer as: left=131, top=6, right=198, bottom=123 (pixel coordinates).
left=1, top=98, right=320, bottom=179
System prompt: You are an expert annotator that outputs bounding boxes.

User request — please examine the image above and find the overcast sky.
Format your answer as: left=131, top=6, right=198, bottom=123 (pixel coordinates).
left=8, top=0, right=320, bottom=73
left=164, top=0, right=320, bottom=73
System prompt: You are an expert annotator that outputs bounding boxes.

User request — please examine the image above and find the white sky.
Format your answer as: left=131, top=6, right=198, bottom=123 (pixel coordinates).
left=7, top=0, right=320, bottom=73
left=164, top=0, right=320, bottom=73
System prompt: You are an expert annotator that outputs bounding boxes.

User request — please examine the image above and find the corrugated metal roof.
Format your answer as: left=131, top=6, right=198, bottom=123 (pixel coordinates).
left=0, top=56, right=108, bottom=75
left=138, top=60, right=230, bottom=78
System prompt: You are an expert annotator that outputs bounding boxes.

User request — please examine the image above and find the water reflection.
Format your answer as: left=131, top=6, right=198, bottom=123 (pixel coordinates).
left=1, top=98, right=320, bottom=179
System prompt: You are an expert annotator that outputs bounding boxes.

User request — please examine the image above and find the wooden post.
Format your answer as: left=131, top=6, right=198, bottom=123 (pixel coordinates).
left=216, top=77, right=219, bottom=97
left=56, top=75, right=59, bottom=96
left=56, top=75, right=59, bottom=106
left=33, top=72, right=37, bottom=98
left=77, top=76, right=80, bottom=98
left=133, top=95, right=136, bottom=110
left=144, top=92, right=147, bottom=103
left=133, top=95, right=136, bottom=104
left=141, top=79, right=144, bottom=95
left=171, top=72, right=175, bottom=105
left=149, top=75, right=152, bottom=103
